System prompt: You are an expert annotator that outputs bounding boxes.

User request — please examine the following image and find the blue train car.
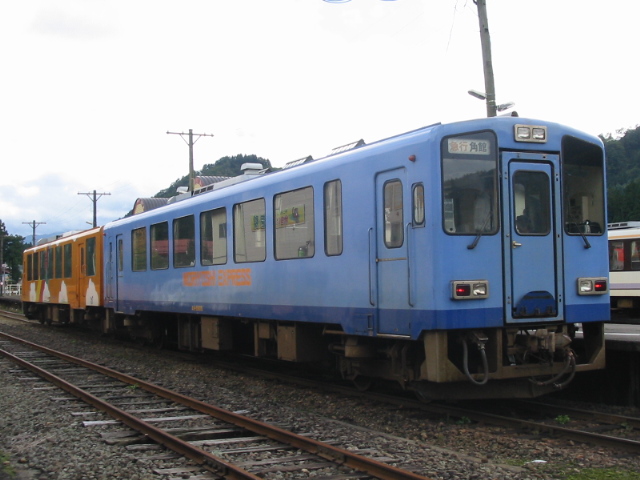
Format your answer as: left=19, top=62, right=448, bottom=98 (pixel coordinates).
left=101, top=116, right=608, bottom=399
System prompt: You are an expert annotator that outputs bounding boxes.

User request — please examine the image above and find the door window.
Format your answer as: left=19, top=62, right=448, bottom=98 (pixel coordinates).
left=383, top=180, right=403, bottom=248
left=513, top=171, right=551, bottom=235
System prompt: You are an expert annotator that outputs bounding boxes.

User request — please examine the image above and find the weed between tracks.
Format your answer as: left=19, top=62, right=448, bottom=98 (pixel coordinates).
left=0, top=451, right=16, bottom=479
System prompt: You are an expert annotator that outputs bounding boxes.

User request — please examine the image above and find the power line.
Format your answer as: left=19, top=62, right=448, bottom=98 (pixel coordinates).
left=78, top=190, right=111, bottom=228
left=22, top=220, right=46, bottom=246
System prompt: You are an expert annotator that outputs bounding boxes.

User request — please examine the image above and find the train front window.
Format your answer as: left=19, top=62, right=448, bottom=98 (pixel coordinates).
left=562, top=136, right=605, bottom=235
left=442, top=131, right=498, bottom=235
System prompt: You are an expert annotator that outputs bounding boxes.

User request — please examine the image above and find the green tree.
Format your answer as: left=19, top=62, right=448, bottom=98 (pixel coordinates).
left=605, top=125, right=640, bottom=222
left=0, top=220, right=29, bottom=286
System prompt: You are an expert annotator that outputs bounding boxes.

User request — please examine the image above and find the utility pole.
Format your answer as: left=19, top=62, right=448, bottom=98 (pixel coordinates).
left=166, top=129, right=214, bottom=193
left=78, top=190, right=111, bottom=228
left=475, top=0, right=497, bottom=117
left=22, top=220, right=46, bottom=246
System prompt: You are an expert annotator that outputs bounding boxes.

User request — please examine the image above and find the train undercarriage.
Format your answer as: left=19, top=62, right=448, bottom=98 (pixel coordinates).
left=23, top=302, right=606, bottom=400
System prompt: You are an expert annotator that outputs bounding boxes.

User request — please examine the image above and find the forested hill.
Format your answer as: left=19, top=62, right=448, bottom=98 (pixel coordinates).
left=603, top=125, right=640, bottom=222
left=153, top=154, right=273, bottom=199
left=149, top=132, right=640, bottom=223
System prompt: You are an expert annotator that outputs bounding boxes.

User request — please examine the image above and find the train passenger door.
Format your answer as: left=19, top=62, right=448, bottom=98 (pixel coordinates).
left=375, top=169, right=411, bottom=335
left=503, top=155, right=563, bottom=323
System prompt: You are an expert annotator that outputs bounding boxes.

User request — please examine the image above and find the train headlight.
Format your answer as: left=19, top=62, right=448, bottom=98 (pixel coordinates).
left=577, top=277, right=608, bottom=295
left=452, top=280, right=489, bottom=300
left=514, top=124, right=547, bottom=143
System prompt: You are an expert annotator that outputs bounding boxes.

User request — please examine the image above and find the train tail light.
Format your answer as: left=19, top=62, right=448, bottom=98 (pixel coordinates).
left=577, top=277, right=608, bottom=295
left=452, top=280, right=489, bottom=300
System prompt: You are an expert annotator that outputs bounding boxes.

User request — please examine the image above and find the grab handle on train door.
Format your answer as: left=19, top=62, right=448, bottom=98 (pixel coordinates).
left=406, top=223, right=414, bottom=307
left=512, top=241, right=522, bottom=248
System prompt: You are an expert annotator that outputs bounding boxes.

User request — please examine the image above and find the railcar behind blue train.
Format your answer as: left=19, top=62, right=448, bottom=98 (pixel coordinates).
left=97, top=116, right=608, bottom=400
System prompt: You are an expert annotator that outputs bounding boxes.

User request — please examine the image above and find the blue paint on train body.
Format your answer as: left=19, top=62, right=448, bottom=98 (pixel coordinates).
left=102, top=116, right=610, bottom=342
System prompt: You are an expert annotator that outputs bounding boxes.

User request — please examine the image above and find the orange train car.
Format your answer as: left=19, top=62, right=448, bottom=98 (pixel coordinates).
left=22, top=227, right=104, bottom=325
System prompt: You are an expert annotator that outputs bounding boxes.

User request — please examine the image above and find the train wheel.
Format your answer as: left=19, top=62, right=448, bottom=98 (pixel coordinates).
left=352, top=376, right=373, bottom=392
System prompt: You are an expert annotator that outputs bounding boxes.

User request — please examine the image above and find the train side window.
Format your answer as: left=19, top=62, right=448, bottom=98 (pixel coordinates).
left=46, top=247, right=54, bottom=279
left=33, top=252, right=39, bottom=280
left=233, top=198, right=266, bottom=263
left=26, top=254, right=33, bottom=281
left=384, top=180, right=404, bottom=248
left=40, top=251, right=47, bottom=280
left=174, top=215, right=196, bottom=268
left=132, top=227, right=147, bottom=272
left=275, top=187, right=315, bottom=260
left=200, top=208, right=227, bottom=266
left=609, top=240, right=624, bottom=271
left=64, top=244, right=72, bottom=278
left=151, top=222, right=169, bottom=270
left=324, top=180, right=343, bottom=256
left=55, top=246, right=63, bottom=279
left=412, top=183, right=425, bottom=227
left=631, top=240, right=640, bottom=271
left=86, top=237, right=96, bottom=276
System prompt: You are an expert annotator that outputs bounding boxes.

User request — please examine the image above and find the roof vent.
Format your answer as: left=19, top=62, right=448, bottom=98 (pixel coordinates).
left=241, top=163, right=264, bottom=175
left=283, top=155, right=313, bottom=170
left=330, top=139, right=365, bottom=155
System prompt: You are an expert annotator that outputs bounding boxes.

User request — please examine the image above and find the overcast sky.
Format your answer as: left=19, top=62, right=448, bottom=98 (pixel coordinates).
left=1, top=0, right=638, bottom=240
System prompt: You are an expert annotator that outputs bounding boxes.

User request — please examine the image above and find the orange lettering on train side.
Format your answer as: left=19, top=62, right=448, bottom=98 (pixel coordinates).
left=183, top=268, right=251, bottom=287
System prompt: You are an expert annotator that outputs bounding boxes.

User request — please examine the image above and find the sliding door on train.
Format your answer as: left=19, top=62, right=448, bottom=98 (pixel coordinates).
left=503, top=155, right=563, bottom=323
left=374, top=169, right=412, bottom=336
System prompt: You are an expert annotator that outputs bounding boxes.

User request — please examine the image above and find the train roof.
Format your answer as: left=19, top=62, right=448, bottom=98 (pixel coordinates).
left=104, top=116, right=603, bottom=229
left=28, top=227, right=103, bottom=251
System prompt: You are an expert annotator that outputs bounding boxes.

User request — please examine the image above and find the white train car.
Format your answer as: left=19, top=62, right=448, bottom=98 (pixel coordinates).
left=608, top=222, right=640, bottom=321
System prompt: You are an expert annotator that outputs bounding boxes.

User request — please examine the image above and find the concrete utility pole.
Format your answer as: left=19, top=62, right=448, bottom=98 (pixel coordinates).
left=22, top=220, right=46, bottom=246
left=78, top=190, right=111, bottom=228
left=166, top=129, right=214, bottom=193
left=475, top=0, right=497, bottom=117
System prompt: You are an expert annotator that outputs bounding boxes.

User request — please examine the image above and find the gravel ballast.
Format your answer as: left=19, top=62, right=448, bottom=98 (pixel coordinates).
left=1, top=318, right=639, bottom=480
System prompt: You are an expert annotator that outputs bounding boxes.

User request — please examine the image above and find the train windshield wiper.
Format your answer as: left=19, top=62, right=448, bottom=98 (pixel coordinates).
left=467, top=232, right=483, bottom=250
left=468, top=211, right=492, bottom=250
left=578, top=229, right=591, bottom=248
left=573, top=224, right=591, bottom=249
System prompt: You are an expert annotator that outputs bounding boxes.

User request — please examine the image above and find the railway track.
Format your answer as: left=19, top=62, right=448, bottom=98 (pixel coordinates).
left=2, top=311, right=640, bottom=460
left=0, top=330, right=431, bottom=480
left=208, top=356, right=640, bottom=455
